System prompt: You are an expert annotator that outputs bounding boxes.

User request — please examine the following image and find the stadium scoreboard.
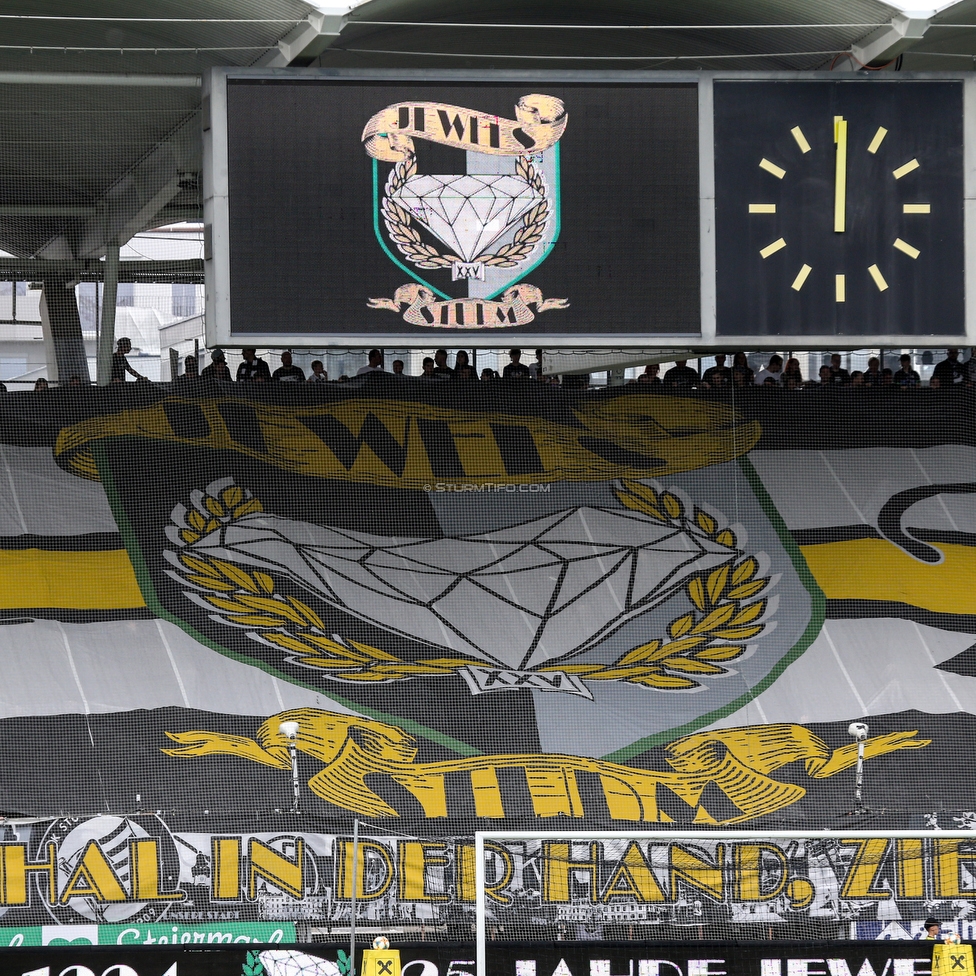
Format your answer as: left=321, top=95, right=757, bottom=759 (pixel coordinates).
left=204, top=70, right=973, bottom=348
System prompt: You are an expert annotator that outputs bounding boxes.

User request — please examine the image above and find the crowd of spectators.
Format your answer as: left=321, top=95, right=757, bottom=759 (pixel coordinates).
left=12, top=344, right=976, bottom=394
left=630, top=350, right=972, bottom=393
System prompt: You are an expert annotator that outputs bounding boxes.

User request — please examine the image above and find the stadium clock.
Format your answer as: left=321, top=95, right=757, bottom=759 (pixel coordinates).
left=713, top=80, right=965, bottom=337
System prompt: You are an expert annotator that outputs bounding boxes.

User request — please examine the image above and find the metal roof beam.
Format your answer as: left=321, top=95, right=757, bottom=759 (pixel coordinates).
left=0, top=258, right=202, bottom=283
left=257, top=8, right=349, bottom=67
left=831, top=11, right=932, bottom=70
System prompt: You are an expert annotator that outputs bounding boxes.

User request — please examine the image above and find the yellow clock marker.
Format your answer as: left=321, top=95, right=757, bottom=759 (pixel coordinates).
left=867, top=127, right=888, bottom=154
left=791, top=126, right=812, bottom=153
left=749, top=204, right=777, bottom=213
left=894, top=238, right=920, bottom=259
left=759, top=158, right=786, bottom=179
left=834, top=116, right=848, bottom=233
left=868, top=264, right=889, bottom=291
left=835, top=274, right=846, bottom=302
left=791, top=264, right=812, bottom=291
left=903, top=204, right=931, bottom=214
left=893, top=158, right=920, bottom=180
left=760, top=237, right=787, bottom=258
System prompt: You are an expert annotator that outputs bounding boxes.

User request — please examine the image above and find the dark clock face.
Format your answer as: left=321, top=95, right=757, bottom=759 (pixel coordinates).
left=714, top=80, right=964, bottom=337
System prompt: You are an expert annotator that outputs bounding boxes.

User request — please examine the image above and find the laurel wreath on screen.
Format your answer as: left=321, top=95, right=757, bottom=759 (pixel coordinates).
left=381, top=153, right=550, bottom=271
left=170, top=481, right=770, bottom=690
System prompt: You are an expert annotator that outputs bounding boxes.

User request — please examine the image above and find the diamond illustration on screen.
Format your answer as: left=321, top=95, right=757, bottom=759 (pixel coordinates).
left=392, top=174, right=544, bottom=264
left=363, top=94, right=570, bottom=328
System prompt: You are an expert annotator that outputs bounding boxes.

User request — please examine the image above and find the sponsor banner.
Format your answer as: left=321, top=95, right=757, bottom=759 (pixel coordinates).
left=0, top=942, right=952, bottom=976
left=0, top=922, right=294, bottom=946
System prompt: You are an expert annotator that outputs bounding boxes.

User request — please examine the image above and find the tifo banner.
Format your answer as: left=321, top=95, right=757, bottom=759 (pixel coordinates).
left=2, top=382, right=976, bottom=933
left=0, top=826, right=975, bottom=930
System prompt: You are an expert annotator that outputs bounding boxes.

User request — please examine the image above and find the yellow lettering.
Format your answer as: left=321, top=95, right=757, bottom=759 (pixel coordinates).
left=455, top=843, right=476, bottom=903
left=129, top=839, right=185, bottom=902
left=601, top=842, right=664, bottom=903
left=469, top=767, right=505, bottom=818
left=248, top=839, right=304, bottom=900
left=933, top=839, right=976, bottom=898
left=896, top=838, right=924, bottom=898
left=337, top=840, right=393, bottom=901
left=734, top=844, right=787, bottom=902
left=543, top=842, right=600, bottom=904
left=669, top=844, right=724, bottom=901
left=211, top=838, right=241, bottom=900
left=0, top=844, right=58, bottom=906
left=839, top=839, right=890, bottom=898
left=397, top=842, right=450, bottom=903
left=60, top=841, right=128, bottom=903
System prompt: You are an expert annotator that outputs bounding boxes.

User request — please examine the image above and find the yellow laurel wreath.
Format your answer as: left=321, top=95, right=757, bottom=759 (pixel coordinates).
left=381, top=153, right=549, bottom=271
left=170, top=481, right=771, bottom=690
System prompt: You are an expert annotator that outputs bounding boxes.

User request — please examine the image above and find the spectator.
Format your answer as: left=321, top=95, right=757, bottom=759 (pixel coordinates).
left=663, top=360, right=699, bottom=391
left=456, top=365, right=476, bottom=381
left=432, top=349, right=453, bottom=379
left=701, top=355, right=731, bottom=389
left=202, top=349, right=233, bottom=383
left=338, top=375, right=350, bottom=383
left=419, top=357, right=440, bottom=381
left=731, top=352, right=755, bottom=387
left=307, top=360, right=329, bottom=383
left=732, top=368, right=752, bottom=389
left=503, top=348, right=532, bottom=380
left=112, top=337, right=143, bottom=383
left=783, top=357, right=804, bottom=386
left=882, top=368, right=894, bottom=386
left=481, top=368, right=497, bottom=382
left=67, top=375, right=83, bottom=388
left=828, top=353, right=850, bottom=386
left=357, top=349, right=384, bottom=376
left=930, top=375, right=942, bottom=389
left=755, top=355, right=784, bottom=386
left=862, top=357, right=883, bottom=388
left=638, top=365, right=662, bottom=389
left=815, top=365, right=833, bottom=388
left=529, top=348, right=544, bottom=380
left=453, top=350, right=477, bottom=380
left=761, top=376, right=779, bottom=389
left=34, top=378, right=49, bottom=392
left=894, top=354, right=920, bottom=389
left=391, top=359, right=405, bottom=377
left=236, top=348, right=271, bottom=383
left=273, top=351, right=305, bottom=382
left=851, top=371, right=865, bottom=388
left=177, top=355, right=200, bottom=383
left=933, top=348, right=967, bottom=387
left=966, top=349, right=976, bottom=385
left=782, top=374, right=800, bottom=391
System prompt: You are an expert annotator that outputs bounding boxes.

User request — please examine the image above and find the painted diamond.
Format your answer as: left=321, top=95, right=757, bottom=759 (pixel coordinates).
left=172, top=505, right=734, bottom=671
left=391, top=173, right=543, bottom=262
left=259, top=951, right=340, bottom=976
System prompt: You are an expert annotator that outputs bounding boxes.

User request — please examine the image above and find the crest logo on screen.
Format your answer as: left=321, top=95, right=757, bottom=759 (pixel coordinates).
left=363, top=95, right=569, bottom=328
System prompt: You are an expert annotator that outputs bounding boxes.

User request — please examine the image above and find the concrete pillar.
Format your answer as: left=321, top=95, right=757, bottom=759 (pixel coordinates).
left=97, top=245, right=119, bottom=386
left=39, top=279, right=91, bottom=386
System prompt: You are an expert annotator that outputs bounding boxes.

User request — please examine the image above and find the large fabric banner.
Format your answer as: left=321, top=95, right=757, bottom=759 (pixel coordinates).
left=1, top=381, right=975, bottom=933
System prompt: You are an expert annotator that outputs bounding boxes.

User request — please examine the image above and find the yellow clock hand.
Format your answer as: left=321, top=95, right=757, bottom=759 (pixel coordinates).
left=834, top=115, right=848, bottom=233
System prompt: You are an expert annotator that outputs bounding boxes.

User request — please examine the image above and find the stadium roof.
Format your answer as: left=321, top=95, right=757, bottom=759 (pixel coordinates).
left=0, top=0, right=975, bottom=265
